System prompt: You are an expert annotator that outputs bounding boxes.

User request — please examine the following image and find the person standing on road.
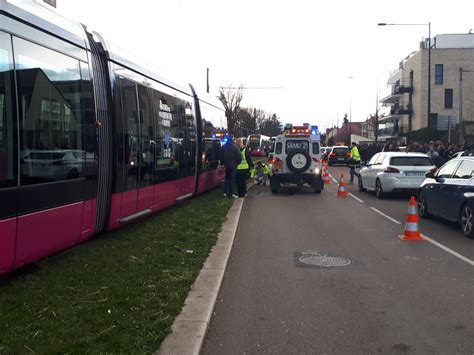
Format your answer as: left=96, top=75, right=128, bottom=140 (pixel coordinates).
left=236, top=138, right=254, bottom=197
left=347, top=142, right=361, bottom=185
left=219, top=136, right=242, bottom=198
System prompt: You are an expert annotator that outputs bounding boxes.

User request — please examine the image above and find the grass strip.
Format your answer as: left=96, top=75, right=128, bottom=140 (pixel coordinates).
left=0, top=189, right=234, bottom=354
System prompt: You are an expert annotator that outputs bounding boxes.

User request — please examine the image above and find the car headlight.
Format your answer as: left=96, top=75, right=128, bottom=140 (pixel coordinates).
left=314, top=168, right=320, bottom=175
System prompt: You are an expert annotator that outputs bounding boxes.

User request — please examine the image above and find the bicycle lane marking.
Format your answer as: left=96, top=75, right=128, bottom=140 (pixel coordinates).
left=421, top=234, right=474, bottom=266
left=369, top=206, right=473, bottom=267
left=370, top=207, right=402, bottom=224
left=348, top=193, right=364, bottom=203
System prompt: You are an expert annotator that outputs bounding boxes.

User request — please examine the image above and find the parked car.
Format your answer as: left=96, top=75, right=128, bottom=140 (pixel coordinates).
left=418, top=156, right=474, bottom=239
left=327, top=146, right=349, bottom=166
left=358, top=152, right=435, bottom=198
left=321, top=146, right=332, bottom=161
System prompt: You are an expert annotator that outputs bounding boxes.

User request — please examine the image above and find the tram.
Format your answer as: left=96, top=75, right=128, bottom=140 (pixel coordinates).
left=247, top=134, right=271, bottom=157
left=0, top=1, right=226, bottom=275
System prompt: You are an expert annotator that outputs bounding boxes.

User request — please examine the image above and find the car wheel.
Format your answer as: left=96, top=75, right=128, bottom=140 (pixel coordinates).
left=358, top=177, right=366, bottom=192
left=375, top=179, right=384, bottom=199
left=460, top=204, right=474, bottom=239
left=418, top=192, right=431, bottom=219
left=314, top=189, right=321, bottom=194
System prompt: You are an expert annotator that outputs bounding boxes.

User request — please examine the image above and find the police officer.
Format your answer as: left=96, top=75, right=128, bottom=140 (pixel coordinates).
left=235, top=138, right=253, bottom=197
left=347, top=142, right=361, bottom=184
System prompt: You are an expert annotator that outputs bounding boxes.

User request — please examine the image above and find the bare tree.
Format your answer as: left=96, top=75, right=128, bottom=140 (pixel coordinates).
left=217, top=84, right=244, bottom=135
left=250, top=108, right=267, bottom=132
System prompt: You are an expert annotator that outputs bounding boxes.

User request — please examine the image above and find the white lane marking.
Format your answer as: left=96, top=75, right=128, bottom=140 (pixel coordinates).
left=348, top=193, right=364, bottom=203
left=421, top=234, right=474, bottom=266
left=370, top=207, right=402, bottom=225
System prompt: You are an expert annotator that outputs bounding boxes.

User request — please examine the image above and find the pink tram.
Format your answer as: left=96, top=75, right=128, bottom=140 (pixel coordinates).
left=0, top=1, right=227, bottom=275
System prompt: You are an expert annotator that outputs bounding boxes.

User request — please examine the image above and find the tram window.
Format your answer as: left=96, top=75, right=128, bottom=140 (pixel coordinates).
left=151, top=90, right=178, bottom=183
left=202, top=139, right=221, bottom=170
left=0, top=32, right=16, bottom=188
left=13, top=37, right=85, bottom=185
left=200, top=105, right=222, bottom=172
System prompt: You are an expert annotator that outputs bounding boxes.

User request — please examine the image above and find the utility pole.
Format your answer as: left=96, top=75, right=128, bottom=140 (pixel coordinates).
left=206, top=68, right=209, bottom=93
left=375, top=77, right=379, bottom=144
left=427, top=22, right=431, bottom=142
left=459, top=67, right=474, bottom=146
left=448, top=115, right=451, bottom=144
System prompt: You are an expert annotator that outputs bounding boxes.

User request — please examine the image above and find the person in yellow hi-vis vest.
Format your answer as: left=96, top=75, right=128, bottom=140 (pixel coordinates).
left=235, top=138, right=254, bottom=197
left=347, top=141, right=361, bottom=184
left=250, top=161, right=270, bottom=185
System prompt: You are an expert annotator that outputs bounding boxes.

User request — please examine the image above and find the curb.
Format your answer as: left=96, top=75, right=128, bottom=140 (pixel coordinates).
left=157, top=185, right=253, bottom=354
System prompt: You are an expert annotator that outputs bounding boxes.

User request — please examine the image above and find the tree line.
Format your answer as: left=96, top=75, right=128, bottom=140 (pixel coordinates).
left=217, top=84, right=283, bottom=137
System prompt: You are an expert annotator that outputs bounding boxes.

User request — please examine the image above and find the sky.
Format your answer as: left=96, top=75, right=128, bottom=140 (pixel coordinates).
left=57, top=0, right=474, bottom=131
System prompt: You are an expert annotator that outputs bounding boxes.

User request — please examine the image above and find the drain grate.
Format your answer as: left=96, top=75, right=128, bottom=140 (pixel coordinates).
left=295, top=252, right=351, bottom=268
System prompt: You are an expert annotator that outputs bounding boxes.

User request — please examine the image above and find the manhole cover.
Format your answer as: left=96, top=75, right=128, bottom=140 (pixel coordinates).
left=296, top=252, right=351, bottom=268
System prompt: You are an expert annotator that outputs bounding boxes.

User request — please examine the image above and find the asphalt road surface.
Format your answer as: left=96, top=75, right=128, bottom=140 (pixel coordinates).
left=202, top=166, right=474, bottom=354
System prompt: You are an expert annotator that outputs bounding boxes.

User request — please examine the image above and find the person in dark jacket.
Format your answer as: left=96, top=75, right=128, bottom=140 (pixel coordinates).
left=219, top=136, right=242, bottom=197
left=235, top=138, right=254, bottom=197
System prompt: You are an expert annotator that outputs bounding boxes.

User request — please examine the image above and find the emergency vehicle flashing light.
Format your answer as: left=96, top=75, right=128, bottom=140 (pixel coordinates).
left=286, top=124, right=319, bottom=137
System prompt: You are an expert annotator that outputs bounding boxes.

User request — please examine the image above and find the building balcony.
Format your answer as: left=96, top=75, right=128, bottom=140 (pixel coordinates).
left=378, top=127, right=397, bottom=136
left=379, top=79, right=413, bottom=105
left=377, top=124, right=408, bottom=137
left=378, top=105, right=412, bottom=123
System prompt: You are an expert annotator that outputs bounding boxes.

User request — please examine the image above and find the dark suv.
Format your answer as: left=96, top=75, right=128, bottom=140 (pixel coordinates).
left=327, top=146, right=350, bottom=166
left=418, top=155, right=474, bottom=239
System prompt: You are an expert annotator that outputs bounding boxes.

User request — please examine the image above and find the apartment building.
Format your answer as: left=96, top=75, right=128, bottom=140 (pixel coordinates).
left=379, top=33, right=474, bottom=144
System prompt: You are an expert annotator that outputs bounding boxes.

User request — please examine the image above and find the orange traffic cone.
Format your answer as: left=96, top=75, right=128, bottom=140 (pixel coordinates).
left=323, top=164, right=331, bottom=185
left=399, top=196, right=425, bottom=241
left=336, top=174, right=347, bottom=197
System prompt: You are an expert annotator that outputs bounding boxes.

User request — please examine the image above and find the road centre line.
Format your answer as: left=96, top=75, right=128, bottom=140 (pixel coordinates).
left=370, top=207, right=402, bottom=225
left=348, top=193, right=364, bottom=203
left=421, top=234, right=474, bottom=266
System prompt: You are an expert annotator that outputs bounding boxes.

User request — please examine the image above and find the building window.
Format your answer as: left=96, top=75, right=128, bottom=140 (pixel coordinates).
left=435, top=64, right=443, bottom=85
left=444, top=89, right=453, bottom=109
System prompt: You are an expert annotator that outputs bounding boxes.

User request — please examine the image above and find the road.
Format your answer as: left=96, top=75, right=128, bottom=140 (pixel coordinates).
left=202, top=165, right=474, bottom=354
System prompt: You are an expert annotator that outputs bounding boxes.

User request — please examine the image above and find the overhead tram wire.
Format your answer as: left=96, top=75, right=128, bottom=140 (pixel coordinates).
left=215, top=86, right=284, bottom=90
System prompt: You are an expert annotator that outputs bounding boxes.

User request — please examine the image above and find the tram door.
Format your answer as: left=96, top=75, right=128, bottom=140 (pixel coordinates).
left=118, top=77, right=153, bottom=219
left=176, top=100, right=196, bottom=200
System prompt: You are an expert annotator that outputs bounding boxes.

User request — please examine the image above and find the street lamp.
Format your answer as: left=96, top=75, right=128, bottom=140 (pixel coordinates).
left=348, top=76, right=354, bottom=142
left=378, top=22, right=431, bottom=141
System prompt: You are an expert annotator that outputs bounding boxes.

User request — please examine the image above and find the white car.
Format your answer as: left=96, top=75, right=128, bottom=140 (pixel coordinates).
left=358, top=152, right=435, bottom=198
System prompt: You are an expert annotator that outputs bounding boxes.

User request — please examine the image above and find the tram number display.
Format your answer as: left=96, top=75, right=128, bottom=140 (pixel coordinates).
left=285, top=140, right=309, bottom=152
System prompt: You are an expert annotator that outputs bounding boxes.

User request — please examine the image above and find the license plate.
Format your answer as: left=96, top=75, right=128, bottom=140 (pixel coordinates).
left=406, top=171, right=425, bottom=176
left=338, top=158, right=344, bottom=161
